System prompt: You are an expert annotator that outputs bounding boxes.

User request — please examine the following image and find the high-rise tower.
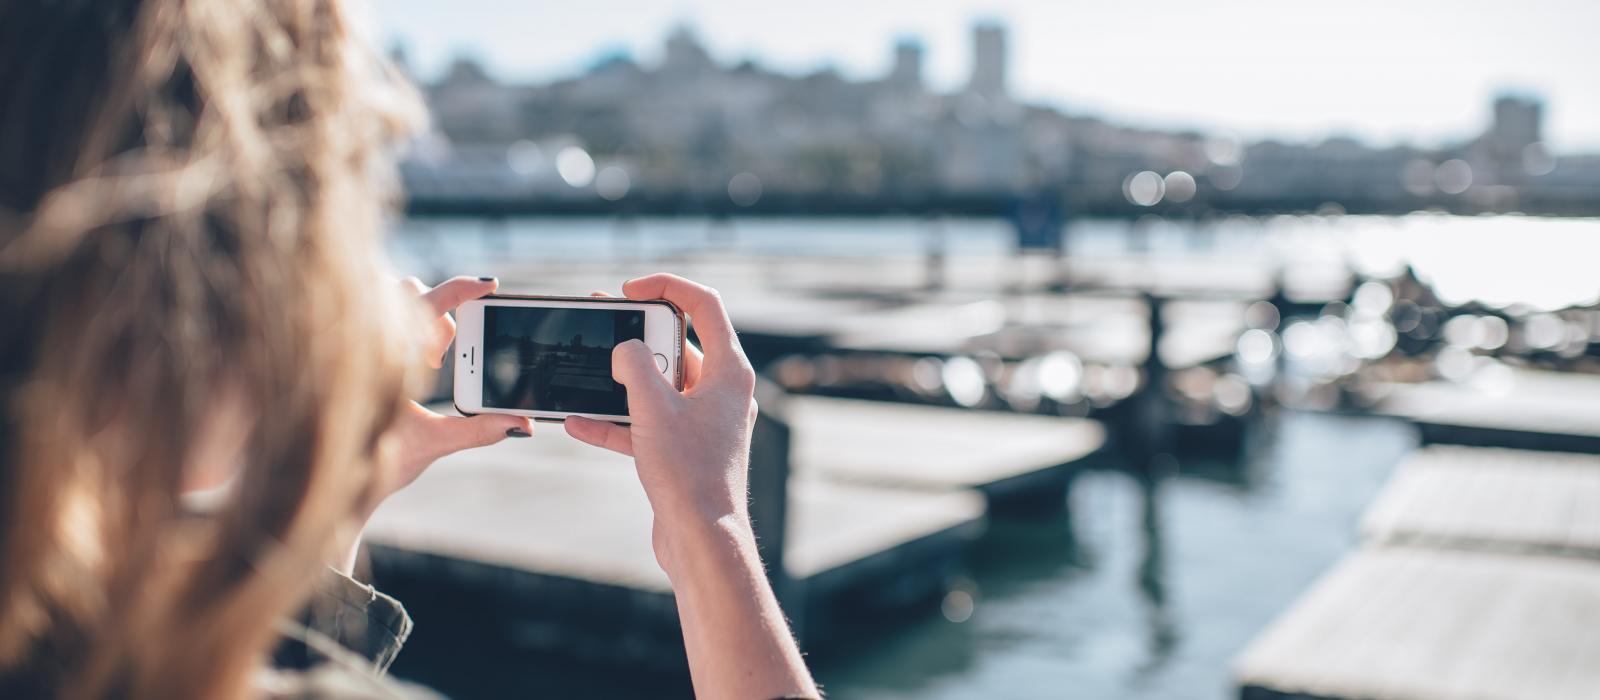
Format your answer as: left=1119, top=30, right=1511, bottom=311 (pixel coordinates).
left=969, top=21, right=1007, bottom=100
left=888, top=38, right=925, bottom=92
left=1490, top=94, right=1542, bottom=156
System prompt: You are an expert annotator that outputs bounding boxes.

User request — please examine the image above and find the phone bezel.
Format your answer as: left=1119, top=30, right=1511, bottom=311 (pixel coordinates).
left=452, top=294, right=685, bottom=424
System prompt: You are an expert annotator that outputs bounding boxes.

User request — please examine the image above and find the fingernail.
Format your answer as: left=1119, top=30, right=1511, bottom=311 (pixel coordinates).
left=506, top=427, right=531, bottom=438
left=479, top=276, right=496, bottom=282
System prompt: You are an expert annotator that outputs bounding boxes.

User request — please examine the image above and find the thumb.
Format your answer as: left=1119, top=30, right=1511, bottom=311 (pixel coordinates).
left=613, top=339, right=675, bottom=411
left=437, top=412, right=533, bottom=454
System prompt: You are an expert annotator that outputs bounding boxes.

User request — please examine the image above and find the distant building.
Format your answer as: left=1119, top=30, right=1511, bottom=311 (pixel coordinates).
left=430, top=56, right=522, bottom=142
left=1480, top=94, right=1543, bottom=187
left=1490, top=94, right=1542, bottom=156
left=662, top=25, right=716, bottom=78
left=888, top=38, right=925, bottom=93
left=969, top=22, right=1007, bottom=100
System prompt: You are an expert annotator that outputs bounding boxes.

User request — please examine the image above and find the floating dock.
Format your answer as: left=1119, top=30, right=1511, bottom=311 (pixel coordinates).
left=1361, top=445, right=1600, bottom=559
left=786, top=395, right=1107, bottom=510
left=734, top=291, right=1247, bottom=369
left=450, top=255, right=1258, bottom=371
left=1376, top=367, right=1600, bottom=453
left=1233, top=547, right=1600, bottom=700
left=1236, top=438, right=1600, bottom=700
left=363, top=425, right=984, bottom=670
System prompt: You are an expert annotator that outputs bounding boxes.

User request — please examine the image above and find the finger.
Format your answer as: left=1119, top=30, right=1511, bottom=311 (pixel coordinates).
left=613, top=339, right=677, bottom=411
left=415, top=310, right=455, bottom=369
left=427, top=313, right=455, bottom=369
left=422, top=276, right=498, bottom=316
left=399, top=278, right=454, bottom=368
left=621, top=274, right=745, bottom=376
left=422, top=277, right=496, bottom=367
left=565, top=416, right=634, bottom=456
left=599, top=285, right=699, bottom=386
left=429, top=412, right=533, bottom=455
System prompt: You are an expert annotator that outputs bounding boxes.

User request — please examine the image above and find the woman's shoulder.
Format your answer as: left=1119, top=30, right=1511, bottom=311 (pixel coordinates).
left=260, top=567, right=443, bottom=700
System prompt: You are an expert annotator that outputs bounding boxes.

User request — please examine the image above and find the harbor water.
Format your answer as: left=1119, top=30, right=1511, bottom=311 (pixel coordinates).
left=391, top=214, right=1600, bottom=312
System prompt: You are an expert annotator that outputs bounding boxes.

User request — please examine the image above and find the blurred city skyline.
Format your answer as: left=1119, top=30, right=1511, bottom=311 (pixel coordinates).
left=369, top=0, right=1600, bottom=151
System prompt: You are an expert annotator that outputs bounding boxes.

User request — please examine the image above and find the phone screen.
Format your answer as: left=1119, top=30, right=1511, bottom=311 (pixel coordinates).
left=481, top=305, right=645, bottom=415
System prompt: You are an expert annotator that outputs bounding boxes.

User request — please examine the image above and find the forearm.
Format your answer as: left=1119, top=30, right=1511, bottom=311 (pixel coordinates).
left=663, top=513, right=818, bottom=700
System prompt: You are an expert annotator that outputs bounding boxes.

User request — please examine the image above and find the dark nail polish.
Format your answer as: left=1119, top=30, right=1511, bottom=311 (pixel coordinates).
left=506, top=427, right=530, bottom=438
left=479, top=276, right=496, bottom=282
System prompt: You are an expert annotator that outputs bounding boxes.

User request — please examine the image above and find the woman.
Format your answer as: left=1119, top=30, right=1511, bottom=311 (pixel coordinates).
left=0, top=1, right=818, bottom=698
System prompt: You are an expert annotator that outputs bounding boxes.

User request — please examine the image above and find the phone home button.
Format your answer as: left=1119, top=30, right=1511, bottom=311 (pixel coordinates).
left=652, top=353, right=669, bottom=374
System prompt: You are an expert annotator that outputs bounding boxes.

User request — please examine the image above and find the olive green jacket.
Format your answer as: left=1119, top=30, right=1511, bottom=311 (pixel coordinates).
left=257, top=569, right=440, bottom=699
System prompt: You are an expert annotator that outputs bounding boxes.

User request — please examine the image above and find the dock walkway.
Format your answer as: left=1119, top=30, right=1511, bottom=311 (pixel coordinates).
left=737, top=292, right=1248, bottom=369
left=786, top=395, right=1107, bottom=509
left=1377, top=368, right=1600, bottom=453
left=363, top=427, right=983, bottom=667
left=1361, top=445, right=1600, bottom=559
left=1234, top=546, right=1600, bottom=700
left=1236, top=438, right=1600, bottom=700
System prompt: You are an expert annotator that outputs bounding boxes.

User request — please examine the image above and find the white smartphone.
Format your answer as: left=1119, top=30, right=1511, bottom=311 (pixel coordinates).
left=453, top=294, right=684, bottom=424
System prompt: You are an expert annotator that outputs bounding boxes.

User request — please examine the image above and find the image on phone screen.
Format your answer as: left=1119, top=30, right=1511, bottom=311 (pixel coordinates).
left=482, top=306, right=645, bottom=415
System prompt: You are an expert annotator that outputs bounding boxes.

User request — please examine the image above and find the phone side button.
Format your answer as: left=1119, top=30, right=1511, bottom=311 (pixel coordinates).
left=652, top=352, right=669, bottom=373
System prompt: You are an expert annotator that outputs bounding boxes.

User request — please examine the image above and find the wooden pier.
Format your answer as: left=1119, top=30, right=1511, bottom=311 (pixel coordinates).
left=1236, top=440, right=1600, bottom=700
left=1234, top=546, right=1600, bottom=700
left=1376, top=367, right=1600, bottom=453
left=733, top=291, right=1248, bottom=370
left=785, top=395, right=1106, bottom=509
left=1361, top=446, right=1600, bottom=559
left=363, top=411, right=987, bottom=669
left=453, top=255, right=1259, bottom=372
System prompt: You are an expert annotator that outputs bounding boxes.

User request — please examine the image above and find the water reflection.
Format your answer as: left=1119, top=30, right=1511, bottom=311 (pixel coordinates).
left=801, top=412, right=1416, bottom=700
left=1133, top=472, right=1177, bottom=680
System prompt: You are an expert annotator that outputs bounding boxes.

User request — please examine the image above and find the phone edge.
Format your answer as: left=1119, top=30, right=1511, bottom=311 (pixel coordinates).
left=455, top=293, right=685, bottom=419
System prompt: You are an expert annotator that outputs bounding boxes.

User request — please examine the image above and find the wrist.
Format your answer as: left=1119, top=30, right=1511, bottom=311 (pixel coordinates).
left=651, top=482, right=747, bottom=541
left=655, top=510, right=758, bottom=580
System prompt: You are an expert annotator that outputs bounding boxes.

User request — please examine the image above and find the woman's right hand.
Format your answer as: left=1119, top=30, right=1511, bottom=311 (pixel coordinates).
left=565, top=273, right=818, bottom=700
left=563, top=273, right=759, bottom=572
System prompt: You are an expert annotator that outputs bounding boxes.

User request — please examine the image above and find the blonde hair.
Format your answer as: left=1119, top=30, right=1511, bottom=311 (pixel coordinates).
left=0, top=0, right=426, bottom=697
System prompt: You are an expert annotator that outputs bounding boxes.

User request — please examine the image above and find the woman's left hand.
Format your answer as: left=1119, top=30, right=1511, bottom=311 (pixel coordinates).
left=368, top=276, right=532, bottom=518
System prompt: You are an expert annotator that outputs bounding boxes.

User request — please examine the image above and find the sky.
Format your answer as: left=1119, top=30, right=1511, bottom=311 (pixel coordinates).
left=365, top=0, right=1600, bottom=152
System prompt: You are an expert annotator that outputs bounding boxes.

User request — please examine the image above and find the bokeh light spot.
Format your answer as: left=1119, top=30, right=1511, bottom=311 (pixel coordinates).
left=1123, top=171, right=1165, bottom=206
left=556, top=146, right=596, bottom=187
